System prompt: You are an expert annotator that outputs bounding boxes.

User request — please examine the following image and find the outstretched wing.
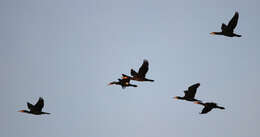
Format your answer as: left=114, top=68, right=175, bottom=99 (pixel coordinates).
left=27, top=102, right=34, bottom=110
left=221, top=23, right=227, bottom=31
left=184, top=83, right=200, bottom=98
left=227, top=12, right=239, bottom=31
left=201, top=106, right=213, bottom=114
left=131, top=69, right=138, bottom=77
left=138, top=60, right=149, bottom=77
left=34, top=97, right=44, bottom=111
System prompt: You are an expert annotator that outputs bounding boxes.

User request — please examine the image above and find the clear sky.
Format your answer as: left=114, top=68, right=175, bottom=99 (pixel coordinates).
left=1, top=0, right=260, bottom=137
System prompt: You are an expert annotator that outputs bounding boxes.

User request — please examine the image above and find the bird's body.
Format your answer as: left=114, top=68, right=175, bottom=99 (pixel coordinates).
left=174, top=83, right=201, bottom=102
left=122, top=60, right=154, bottom=82
left=18, top=97, right=50, bottom=115
left=195, top=101, right=225, bottom=114
left=122, top=74, right=154, bottom=82
left=108, top=77, right=137, bottom=89
left=211, top=12, right=241, bottom=37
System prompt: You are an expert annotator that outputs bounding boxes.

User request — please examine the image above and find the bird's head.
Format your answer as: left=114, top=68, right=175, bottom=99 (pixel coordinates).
left=108, top=82, right=114, bottom=86
left=173, top=96, right=180, bottom=100
left=210, top=32, right=216, bottom=35
left=122, top=76, right=129, bottom=80
left=18, top=110, right=25, bottom=113
left=18, top=110, right=30, bottom=113
left=194, top=101, right=203, bottom=105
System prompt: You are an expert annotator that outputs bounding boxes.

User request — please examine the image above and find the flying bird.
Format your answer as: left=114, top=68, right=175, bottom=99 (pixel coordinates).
left=210, top=12, right=241, bottom=37
left=108, top=77, right=137, bottom=89
left=122, top=60, right=154, bottom=82
left=18, top=97, right=50, bottom=115
left=173, top=83, right=201, bottom=102
left=195, top=101, right=225, bottom=114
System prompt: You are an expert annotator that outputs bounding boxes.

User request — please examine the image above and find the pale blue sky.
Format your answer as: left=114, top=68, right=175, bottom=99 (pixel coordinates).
left=1, top=0, right=260, bottom=137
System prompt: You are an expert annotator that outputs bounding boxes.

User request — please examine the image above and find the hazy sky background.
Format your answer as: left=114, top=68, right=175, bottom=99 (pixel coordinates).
left=1, top=0, right=260, bottom=137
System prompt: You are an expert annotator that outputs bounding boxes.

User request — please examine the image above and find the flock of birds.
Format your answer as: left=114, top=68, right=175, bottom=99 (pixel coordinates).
left=108, top=60, right=225, bottom=114
left=18, top=11, right=241, bottom=115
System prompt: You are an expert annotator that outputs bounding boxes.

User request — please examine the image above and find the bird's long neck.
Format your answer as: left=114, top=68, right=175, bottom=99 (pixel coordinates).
left=18, top=110, right=31, bottom=114
left=109, top=82, right=119, bottom=85
left=175, top=96, right=185, bottom=100
left=211, top=32, right=223, bottom=35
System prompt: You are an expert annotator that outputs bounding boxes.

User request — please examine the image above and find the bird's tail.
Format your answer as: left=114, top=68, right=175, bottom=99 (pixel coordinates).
left=216, top=106, right=225, bottom=109
left=146, top=79, right=154, bottom=82
left=129, top=84, right=138, bottom=87
left=235, top=34, right=242, bottom=37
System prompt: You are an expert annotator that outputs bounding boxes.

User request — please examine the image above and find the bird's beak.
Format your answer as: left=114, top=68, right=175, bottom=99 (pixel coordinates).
left=18, top=110, right=24, bottom=113
left=210, top=32, right=216, bottom=35
left=108, top=82, right=114, bottom=86
left=173, top=96, right=178, bottom=99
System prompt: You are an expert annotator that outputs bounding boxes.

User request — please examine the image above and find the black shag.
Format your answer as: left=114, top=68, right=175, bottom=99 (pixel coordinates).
left=195, top=101, right=225, bottom=114
left=18, top=97, right=50, bottom=115
left=173, top=83, right=201, bottom=102
left=108, top=77, right=137, bottom=89
left=210, top=12, right=241, bottom=37
left=122, top=60, right=154, bottom=82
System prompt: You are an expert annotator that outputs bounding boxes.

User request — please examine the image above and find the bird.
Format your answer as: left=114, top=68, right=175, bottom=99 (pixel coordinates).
left=122, top=60, right=154, bottom=82
left=18, top=97, right=50, bottom=115
left=194, top=101, right=225, bottom=114
left=210, top=12, right=241, bottom=37
left=108, top=77, right=137, bottom=89
left=173, top=83, right=201, bottom=102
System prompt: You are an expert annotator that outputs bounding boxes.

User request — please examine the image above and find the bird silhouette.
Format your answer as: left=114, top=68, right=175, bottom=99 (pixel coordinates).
left=108, top=77, right=137, bottom=89
left=173, top=83, right=201, bottom=102
left=195, top=101, right=225, bottom=114
left=210, top=12, right=241, bottom=37
left=122, top=60, right=154, bottom=82
left=18, top=97, right=50, bottom=115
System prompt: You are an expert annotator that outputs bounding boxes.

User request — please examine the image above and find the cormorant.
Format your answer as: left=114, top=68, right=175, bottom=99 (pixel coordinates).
left=210, top=12, right=241, bottom=37
left=122, top=60, right=154, bottom=82
left=18, top=97, right=50, bottom=115
left=173, top=83, right=201, bottom=102
left=195, top=101, right=225, bottom=114
left=108, top=77, right=137, bottom=89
